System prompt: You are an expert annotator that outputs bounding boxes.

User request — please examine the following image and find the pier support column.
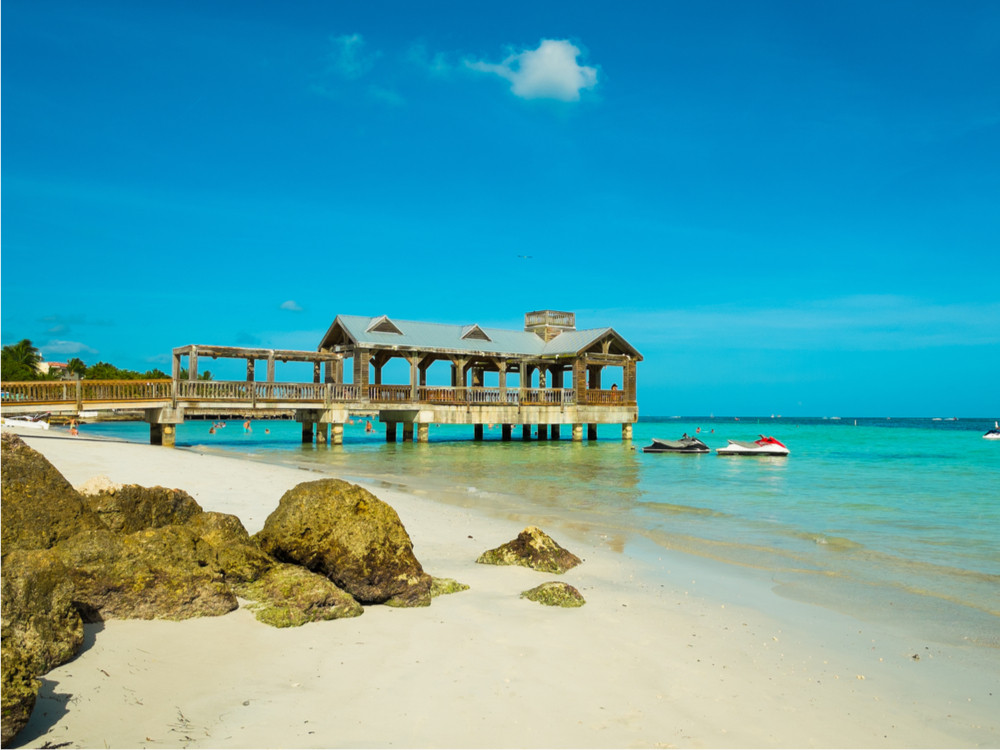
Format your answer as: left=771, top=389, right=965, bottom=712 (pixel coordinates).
left=550, top=425, right=560, bottom=440
left=316, top=423, right=329, bottom=445
left=474, top=424, right=484, bottom=441
left=301, top=422, right=314, bottom=444
left=522, top=425, right=532, bottom=441
left=572, top=424, right=583, bottom=442
left=402, top=423, right=414, bottom=443
left=537, top=424, right=549, bottom=441
left=622, top=423, right=633, bottom=441
left=386, top=423, right=397, bottom=443
left=501, top=424, right=512, bottom=441
left=149, top=423, right=176, bottom=447
left=331, top=423, right=344, bottom=445
left=417, top=423, right=429, bottom=443
left=588, top=424, right=598, bottom=441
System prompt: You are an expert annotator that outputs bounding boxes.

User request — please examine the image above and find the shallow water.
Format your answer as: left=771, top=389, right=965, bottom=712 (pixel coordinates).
left=80, top=415, right=1000, bottom=648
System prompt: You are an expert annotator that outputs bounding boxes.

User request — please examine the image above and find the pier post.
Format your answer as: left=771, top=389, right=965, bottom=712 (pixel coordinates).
left=402, top=423, right=415, bottom=443
left=474, top=424, right=484, bottom=441
left=622, top=423, right=633, bottom=441
left=522, top=425, right=532, bottom=441
left=301, top=422, right=314, bottom=444
left=572, top=423, right=583, bottom=442
left=537, top=424, right=549, bottom=441
left=550, top=425, right=560, bottom=440
left=331, top=423, right=344, bottom=445
left=417, top=423, right=429, bottom=443
left=316, top=423, right=328, bottom=445
left=588, top=424, right=598, bottom=441
left=501, top=424, right=512, bottom=441
left=386, top=423, right=397, bottom=443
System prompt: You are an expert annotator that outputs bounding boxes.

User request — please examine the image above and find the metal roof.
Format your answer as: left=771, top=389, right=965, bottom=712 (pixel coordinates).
left=320, top=315, right=642, bottom=360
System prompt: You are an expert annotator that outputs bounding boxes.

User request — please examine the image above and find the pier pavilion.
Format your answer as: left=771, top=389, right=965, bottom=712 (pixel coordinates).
left=1, top=311, right=641, bottom=446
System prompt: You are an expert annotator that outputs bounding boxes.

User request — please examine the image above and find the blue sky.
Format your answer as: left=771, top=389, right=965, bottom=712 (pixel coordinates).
left=3, top=0, right=999, bottom=417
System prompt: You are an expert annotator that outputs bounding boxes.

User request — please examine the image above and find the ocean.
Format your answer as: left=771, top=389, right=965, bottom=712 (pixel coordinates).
left=78, top=415, right=1000, bottom=649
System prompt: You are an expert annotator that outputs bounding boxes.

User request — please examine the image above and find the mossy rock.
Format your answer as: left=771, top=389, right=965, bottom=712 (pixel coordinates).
left=1, top=432, right=106, bottom=554
left=520, top=581, right=586, bottom=608
left=235, top=564, right=363, bottom=628
left=0, top=548, right=85, bottom=678
left=255, top=479, right=432, bottom=607
left=477, top=526, right=582, bottom=574
left=429, top=577, right=470, bottom=598
left=1, top=643, right=40, bottom=748
left=83, top=484, right=203, bottom=534
left=52, top=527, right=237, bottom=621
left=185, top=511, right=275, bottom=584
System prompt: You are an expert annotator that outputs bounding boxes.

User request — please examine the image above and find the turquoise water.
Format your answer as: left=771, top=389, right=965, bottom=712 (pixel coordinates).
left=78, top=416, right=1000, bottom=647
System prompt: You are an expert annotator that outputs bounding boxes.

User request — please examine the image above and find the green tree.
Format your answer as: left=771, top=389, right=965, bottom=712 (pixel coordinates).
left=66, top=357, right=88, bottom=377
left=1, top=339, right=43, bottom=381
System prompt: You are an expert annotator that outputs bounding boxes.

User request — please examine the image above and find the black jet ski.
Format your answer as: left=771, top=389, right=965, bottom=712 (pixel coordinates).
left=641, top=434, right=710, bottom=453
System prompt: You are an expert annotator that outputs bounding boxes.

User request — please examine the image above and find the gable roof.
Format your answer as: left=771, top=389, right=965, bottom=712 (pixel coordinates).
left=318, top=315, right=642, bottom=360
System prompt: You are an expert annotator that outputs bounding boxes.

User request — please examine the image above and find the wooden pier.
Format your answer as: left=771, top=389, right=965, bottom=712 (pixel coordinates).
left=1, top=311, right=641, bottom=447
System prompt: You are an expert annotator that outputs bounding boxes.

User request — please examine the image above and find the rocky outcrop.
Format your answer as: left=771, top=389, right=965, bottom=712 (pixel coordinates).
left=52, top=527, right=237, bottom=622
left=255, top=479, right=432, bottom=607
left=184, top=511, right=275, bottom=584
left=1, top=644, right=39, bottom=748
left=237, top=564, right=363, bottom=627
left=476, top=526, right=582, bottom=574
left=429, top=577, right=470, bottom=598
left=0, top=432, right=106, bottom=554
left=521, top=582, right=586, bottom=607
left=0, top=549, right=85, bottom=677
left=82, top=484, right=203, bottom=534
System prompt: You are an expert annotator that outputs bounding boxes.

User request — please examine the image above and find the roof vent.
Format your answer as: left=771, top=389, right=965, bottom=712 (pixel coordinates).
left=524, top=310, right=575, bottom=341
left=461, top=324, right=492, bottom=342
left=366, top=315, right=403, bottom=335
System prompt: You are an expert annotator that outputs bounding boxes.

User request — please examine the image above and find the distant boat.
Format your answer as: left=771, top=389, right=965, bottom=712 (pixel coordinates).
left=717, top=435, right=789, bottom=456
left=1, top=414, right=51, bottom=430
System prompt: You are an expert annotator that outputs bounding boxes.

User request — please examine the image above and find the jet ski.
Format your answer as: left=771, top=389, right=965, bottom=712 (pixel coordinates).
left=985, top=422, right=1000, bottom=440
left=642, top=434, right=710, bottom=453
left=716, top=435, right=789, bottom=456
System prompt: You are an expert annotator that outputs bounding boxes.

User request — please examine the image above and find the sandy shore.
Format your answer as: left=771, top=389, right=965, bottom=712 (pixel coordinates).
left=7, top=427, right=998, bottom=748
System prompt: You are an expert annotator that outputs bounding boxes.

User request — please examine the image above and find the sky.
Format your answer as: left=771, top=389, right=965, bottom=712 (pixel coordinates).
left=3, top=0, right=999, bottom=417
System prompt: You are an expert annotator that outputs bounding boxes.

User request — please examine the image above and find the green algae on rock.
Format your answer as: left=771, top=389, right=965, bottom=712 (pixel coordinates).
left=82, top=484, right=203, bottom=534
left=1, top=643, right=40, bottom=748
left=429, top=577, right=470, bottom=598
left=476, top=526, right=582, bottom=574
left=520, top=581, right=586, bottom=608
left=236, top=564, right=363, bottom=627
left=185, top=511, right=275, bottom=585
left=255, top=479, right=432, bottom=607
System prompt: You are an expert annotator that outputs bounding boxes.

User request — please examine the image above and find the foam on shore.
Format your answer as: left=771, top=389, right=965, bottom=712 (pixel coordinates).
left=9, top=428, right=999, bottom=748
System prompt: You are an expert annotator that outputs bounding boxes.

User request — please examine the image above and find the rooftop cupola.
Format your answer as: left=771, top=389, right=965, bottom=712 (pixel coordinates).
left=524, top=310, right=576, bottom=342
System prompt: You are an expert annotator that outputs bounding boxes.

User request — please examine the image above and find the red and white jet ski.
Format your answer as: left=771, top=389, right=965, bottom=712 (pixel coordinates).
left=716, top=435, right=789, bottom=456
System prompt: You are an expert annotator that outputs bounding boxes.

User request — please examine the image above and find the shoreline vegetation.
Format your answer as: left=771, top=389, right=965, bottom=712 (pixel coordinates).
left=3, top=426, right=998, bottom=748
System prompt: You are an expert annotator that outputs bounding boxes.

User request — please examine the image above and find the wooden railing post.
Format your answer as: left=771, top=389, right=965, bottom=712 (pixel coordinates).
left=75, top=379, right=83, bottom=411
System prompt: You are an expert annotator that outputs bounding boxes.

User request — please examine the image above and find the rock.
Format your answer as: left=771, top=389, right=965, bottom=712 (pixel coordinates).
left=1, top=643, right=39, bottom=748
left=52, top=527, right=237, bottom=621
left=476, top=526, right=582, bottom=574
left=520, top=581, right=586, bottom=607
left=255, top=479, right=432, bottom=607
left=184, top=512, right=274, bottom=584
left=429, top=577, right=470, bottom=598
left=1, top=432, right=106, bottom=553
left=0, top=548, right=85, bottom=677
left=82, top=484, right=203, bottom=534
left=76, top=474, right=122, bottom=496
left=235, top=564, right=363, bottom=628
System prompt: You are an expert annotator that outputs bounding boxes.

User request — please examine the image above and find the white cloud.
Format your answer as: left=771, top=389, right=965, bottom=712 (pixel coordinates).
left=41, top=340, right=98, bottom=355
left=280, top=300, right=303, bottom=312
left=328, top=33, right=377, bottom=80
left=467, top=39, right=598, bottom=102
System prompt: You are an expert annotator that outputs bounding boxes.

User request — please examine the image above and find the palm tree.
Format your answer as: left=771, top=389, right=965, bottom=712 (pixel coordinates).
left=66, top=357, right=88, bottom=378
left=1, top=339, right=44, bottom=380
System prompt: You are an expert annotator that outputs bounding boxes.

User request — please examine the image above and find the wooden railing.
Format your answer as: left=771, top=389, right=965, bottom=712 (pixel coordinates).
left=2, top=380, right=600, bottom=409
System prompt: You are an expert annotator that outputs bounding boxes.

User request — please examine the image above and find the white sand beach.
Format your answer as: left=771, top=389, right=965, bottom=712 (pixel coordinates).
left=8, top=428, right=998, bottom=748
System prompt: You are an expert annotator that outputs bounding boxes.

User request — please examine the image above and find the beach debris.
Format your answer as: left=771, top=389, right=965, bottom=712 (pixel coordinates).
left=1, top=432, right=105, bottom=554
left=476, top=526, right=582, bottom=574
left=76, top=474, right=122, bottom=497
left=520, top=582, right=586, bottom=608
left=0, top=643, right=39, bottom=747
left=82, top=484, right=203, bottom=534
left=238, top=563, right=362, bottom=627
left=429, top=577, right=470, bottom=598
left=255, top=478, right=433, bottom=607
